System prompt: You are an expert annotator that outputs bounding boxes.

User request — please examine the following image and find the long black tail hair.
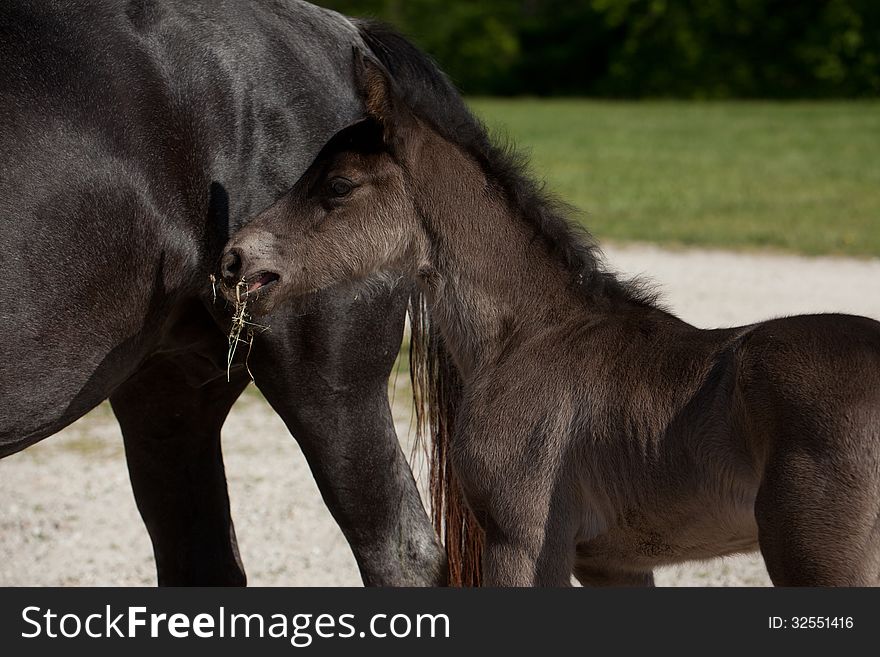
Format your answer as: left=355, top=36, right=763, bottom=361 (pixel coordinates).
left=357, top=19, right=484, bottom=586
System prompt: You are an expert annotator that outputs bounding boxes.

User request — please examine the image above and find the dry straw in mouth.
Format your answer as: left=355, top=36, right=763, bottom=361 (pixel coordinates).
left=225, top=278, right=268, bottom=382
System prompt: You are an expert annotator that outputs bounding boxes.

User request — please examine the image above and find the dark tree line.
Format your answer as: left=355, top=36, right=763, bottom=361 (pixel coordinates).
left=319, top=0, right=880, bottom=97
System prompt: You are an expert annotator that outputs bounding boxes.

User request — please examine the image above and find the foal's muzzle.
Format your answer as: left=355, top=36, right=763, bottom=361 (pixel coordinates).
left=220, top=247, right=243, bottom=287
left=218, top=241, right=282, bottom=309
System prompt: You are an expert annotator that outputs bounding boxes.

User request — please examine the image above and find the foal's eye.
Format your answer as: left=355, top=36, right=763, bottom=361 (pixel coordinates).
left=327, top=177, right=354, bottom=198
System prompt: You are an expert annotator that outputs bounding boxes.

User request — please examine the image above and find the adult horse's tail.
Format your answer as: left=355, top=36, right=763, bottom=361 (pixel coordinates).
left=357, top=20, right=484, bottom=586
left=408, top=292, right=483, bottom=586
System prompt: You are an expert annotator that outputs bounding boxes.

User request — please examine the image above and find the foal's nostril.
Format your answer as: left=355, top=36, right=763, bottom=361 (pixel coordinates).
left=220, top=248, right=243, bottom=285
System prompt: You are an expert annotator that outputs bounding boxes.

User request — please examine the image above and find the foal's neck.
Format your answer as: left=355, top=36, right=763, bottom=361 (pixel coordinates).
left=411, top=137, right=590, bottom=376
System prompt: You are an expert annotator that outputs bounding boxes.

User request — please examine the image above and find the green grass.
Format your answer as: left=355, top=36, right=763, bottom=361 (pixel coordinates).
left=468, top=100, right=880, bottom=256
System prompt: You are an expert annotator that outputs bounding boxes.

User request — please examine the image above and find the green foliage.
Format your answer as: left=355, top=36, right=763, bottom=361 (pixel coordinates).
left=322, top=0, right=520, bottom=91
left=318, top=0, right=880, bottom=97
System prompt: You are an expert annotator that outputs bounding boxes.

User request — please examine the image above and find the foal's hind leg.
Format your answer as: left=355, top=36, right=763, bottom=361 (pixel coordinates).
left=111, top=353, right=249, bottom=586
left=755, top=449, right=880, bottom=586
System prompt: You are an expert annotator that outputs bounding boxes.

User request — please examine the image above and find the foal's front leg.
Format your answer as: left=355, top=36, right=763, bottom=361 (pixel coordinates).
left=483, top=524, right=576, bottom=587
left=456, top=419, right=578, bottom=586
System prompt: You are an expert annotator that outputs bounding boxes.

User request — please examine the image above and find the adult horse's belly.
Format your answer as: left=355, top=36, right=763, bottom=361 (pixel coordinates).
left=0, top=0, right=364, bottom=454
left=0, top=139, right=171, bottom=454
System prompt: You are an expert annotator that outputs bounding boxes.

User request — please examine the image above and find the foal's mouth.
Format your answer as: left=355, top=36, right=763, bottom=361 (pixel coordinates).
left=245, top=271, right=280, bottom=295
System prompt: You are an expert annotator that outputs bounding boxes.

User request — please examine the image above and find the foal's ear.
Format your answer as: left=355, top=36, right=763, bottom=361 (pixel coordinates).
left=352, top=46, right=405, bottom=138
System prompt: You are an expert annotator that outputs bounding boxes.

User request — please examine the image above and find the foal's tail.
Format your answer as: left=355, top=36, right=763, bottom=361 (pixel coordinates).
left=357, top=19, right=485, bottom=586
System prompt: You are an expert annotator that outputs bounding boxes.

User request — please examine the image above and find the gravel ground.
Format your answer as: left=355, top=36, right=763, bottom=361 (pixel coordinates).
left=2, top=244, right=879, bottom=587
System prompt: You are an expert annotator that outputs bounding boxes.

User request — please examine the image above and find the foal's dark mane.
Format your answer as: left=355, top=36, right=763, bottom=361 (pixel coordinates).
left=358, top=20, right=659, bottom=310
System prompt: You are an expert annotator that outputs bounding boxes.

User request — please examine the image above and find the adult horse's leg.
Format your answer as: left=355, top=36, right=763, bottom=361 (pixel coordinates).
left=250, top=287, right=446, bottom=586
left=110, top=353, right=249, bottom=586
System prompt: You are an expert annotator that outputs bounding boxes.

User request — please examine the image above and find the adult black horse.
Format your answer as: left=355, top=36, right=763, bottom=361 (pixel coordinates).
left=0, top=0, right=447, bottom=585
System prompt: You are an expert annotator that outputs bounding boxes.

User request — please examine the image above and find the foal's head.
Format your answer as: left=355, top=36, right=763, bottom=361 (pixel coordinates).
left=219, top=51, right=429, bottom=315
